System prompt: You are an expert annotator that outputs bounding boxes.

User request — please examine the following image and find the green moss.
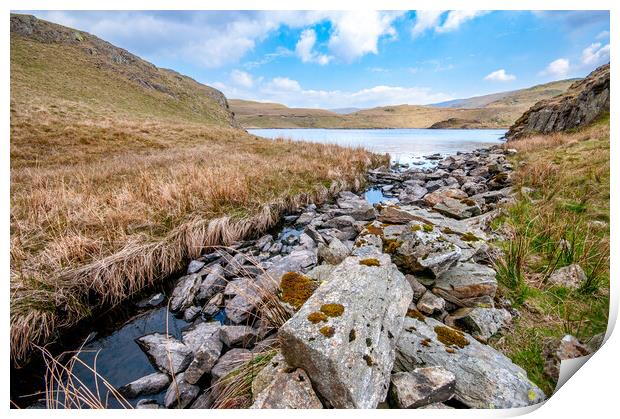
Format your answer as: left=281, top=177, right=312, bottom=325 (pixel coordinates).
left=307, top=311, right=328, bottom=324
left=383, top=238, right=402, bottom=254
left=363, top=354, right=374, bottom=366
left=406, top=308, right=426, bottom=321
left=423, top=223, right=434, bottom=232
left=320, top=303, right=345, bottom=317
left=434, top=326, right=470, bottom=348
left=359, top=258, right=381, bottom=267
left=319, top=326, right=335, bottom=338
left=461, top=231, right=481, bottom=242
left=280, top=272, right=318, bottom=310
left=410, top=224, right=422, bottom=232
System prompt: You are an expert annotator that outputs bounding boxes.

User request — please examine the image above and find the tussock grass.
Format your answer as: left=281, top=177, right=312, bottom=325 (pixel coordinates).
left=491, top=116, right=610, bottom=394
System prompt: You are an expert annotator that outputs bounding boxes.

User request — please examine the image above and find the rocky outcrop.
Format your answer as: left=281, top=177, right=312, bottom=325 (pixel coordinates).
left=279, top=253, right=413, bottom=408
left=389, top=367, right=456, bottom=408
left=505, top=64, right=609, bottom=140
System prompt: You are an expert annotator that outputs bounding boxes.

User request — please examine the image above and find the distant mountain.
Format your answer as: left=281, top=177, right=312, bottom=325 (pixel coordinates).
left=229, top=78, right=576, bottom=129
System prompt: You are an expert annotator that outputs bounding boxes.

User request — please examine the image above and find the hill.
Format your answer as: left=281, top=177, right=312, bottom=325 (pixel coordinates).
left=10, top=14, right=381, bottom=362
left=230, top=79, right=576, bottom=129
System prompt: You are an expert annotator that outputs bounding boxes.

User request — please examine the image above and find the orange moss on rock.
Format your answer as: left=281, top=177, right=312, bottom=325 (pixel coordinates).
left=359, top=258, right=381, bottom=267
left=280, top=272, right=318, bottom=310
left=434, top=325, right=470, bottom=348
left=307, top=311, right=328, bottom=324
left=319, top=326, right=335, bottom=338
left=320, top=303, right=345, bottom=317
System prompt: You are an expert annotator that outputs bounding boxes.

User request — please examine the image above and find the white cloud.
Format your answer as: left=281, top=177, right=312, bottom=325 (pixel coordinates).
left=213, top=76, right=452, bottom=109
left=484, top=69, right=516, bottom=82
left=436, top=11, right=489, bottom=33
left=540, top=58, right=571, bottom=77
left=596, top=30, right=610, bottom=40
left=295, top=29, right=331, bottom=65
left=230, top=70, right=254, bottom=88
left=581, top=42, right=610, bottom=66
left=412, top=10, right=488, bottom=36
left=327, top=11, right=404, bottom=62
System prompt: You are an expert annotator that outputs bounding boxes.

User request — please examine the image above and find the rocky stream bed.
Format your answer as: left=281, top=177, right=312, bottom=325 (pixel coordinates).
left=25, top=145, right=572, bottom=409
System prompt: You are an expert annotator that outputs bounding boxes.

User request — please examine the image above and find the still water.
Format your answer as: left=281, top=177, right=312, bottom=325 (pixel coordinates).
left=249, top=128, right=506, bottom=165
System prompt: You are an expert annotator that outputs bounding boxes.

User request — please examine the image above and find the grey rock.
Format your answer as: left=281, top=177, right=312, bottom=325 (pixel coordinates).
left=336, top=192, right=376, bottom=221
left=251, top=368, right=323, bottom=409
left=423, top=188, right=468, bottom=207
left=187, top=260, right=206, bottom=274
left=224, top=277, right=253, bottom=297
left=189, top=392, right=213, bottom=409
left=434, top=197, right=481, bottom=220
left=136, top=399, right=164, bottom=409
left=305, top=264, right=336, bottom=283
left=164, top=372, right=200, bottom=409
left=169, top=273, right=201, bottom=312
left=547, top=264, right=587, bottom=290
left=202, top=292, right=224, bottom=317
left=389, top=367, right=456, bottom=408
left=135, top=292, right=165, bottom=309
left=255, top=234, right=273, bottom=250
left=406, top=275, right=428, bottom=302
left=184, top=332, right=223, bottom=384
left=543, top=334, right=590, bottom=381
left=416, top=291, right=445, bottom=316
left=136, top=333, right=193, bottom=375
left=324, top=215, right=356, bottom=230
left=295, top=212, right=316, bottom=227
left=183, top=306, right=202, bottom=322
left=224, top=253, right=249, bottom=277
left=432, top=262, right=497, bottom=304
left=450, top=307, right=512, bottom=341
left=392, top=221, right=461, bottom=278
left=119, top=372, right=171, bottom=398
left=461, top=181, right=487, bottom=196
left=317, top=237, right=349, bottom=265
left=211, top=348, right=253, bottom=382
left=195, top=264, right=225, bottom=302
left=181, top=321, right=221, bottom=353
left=279, top=254, right=413, bottom=408
left=399, top=185, right=428, bottom=204
left=394, top=316, right=545, bottom=408
left=220, top=325, right=258, bottom=348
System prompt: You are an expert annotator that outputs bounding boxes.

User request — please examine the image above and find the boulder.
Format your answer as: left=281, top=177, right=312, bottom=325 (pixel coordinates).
left=211, top=348, right=253, bottom=382
left=317, top=237, right=349, bottom=265
left=547, top=264, right=587, bottom=290
left=398, top=185, right=428, bottom=204
left=169, top=274, right=201, bottom=312
left=195, top=264, right=225, bottom=302
left=187, top=260, right=206, bottom=274
left=405, top=275, right=428, bottom=303
left=423, top=188, right=468, bottom=207
left=432, top=262, right=497, bottom=304
left=181, top=321, right=221, bottom=353
left=202, top=292, right=224, bottom=317
left=135, top=333, right=193, bottom=375
left=389, top=367, right=456, bottom=408
left=449, top=307, right=512, bottom=341
left=251, top=367, right=323, bottom=409
left=394, top=316, right=545, bottom=408
left=135, top=399, right=164, bottom=409
left=164, top=372, right=200, bottom=409
left=416, top=291, right=445, bottom=316
left=118, top=372, right=171, bottom=398
left=184, top=332, right=223, bottom=385
left=392, top=222, right=461, bottom=278
left=279, top=254, right=413, bottom=408
left=433, top=197, right=481, bottom=220
left=220, top=325, right=258, bottom=348
left=336, top=192, right=376, bottom=221
left=543, top=335, right=590, bottom=381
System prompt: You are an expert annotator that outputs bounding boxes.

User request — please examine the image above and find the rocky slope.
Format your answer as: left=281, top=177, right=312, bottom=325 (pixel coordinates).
left=505, top=64, right=609, bottom=140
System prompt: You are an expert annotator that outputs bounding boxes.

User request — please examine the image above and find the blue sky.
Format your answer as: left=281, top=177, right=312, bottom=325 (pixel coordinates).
left=24, top=10, right=610, bottom=108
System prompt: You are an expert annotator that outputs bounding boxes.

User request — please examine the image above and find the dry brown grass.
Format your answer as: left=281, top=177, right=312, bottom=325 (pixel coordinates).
left=10, top=99, right=384, bottom=364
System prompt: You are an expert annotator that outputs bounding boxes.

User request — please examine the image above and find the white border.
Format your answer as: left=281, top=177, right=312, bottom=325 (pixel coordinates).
left=2, top=1, right=616, bottom=417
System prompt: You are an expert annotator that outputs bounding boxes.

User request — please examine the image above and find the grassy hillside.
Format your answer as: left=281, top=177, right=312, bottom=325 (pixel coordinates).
left=491, top=115, right=610, bottom=394
left=10, top=14, right=384, bottom=362
left=230, top=79, right=575, bottom=129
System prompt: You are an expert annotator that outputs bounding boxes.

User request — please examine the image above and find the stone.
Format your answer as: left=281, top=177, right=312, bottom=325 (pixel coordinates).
left=336, top=192, right=376, bottom=221
left=416, top=291, right=445, bottom=316
left=394, top=316, right=545, bottom=408
left=195, top=264, right=225, bottom=302
left=295, top=212, right=316, bottom=227
left=181, top=321, right=221, bottom=353
left=324, top=215, right=356, bottom=230
left=251, top=368, right=323, bottom=409
left=461, top=181, right=487, bottom=196
left=189, top=392, right=213, bottom=409
left=279, top=254, right=413, bottom=408
left=187, top=260, right=206, bottom=274
left=210, top=348, right=253, bottom=382
left=305, top=264, right=336, bottom=283
left=135, top=333, right=193, bottom=375
left=220, top=325, right=258, bottom=348
left=450, top=307, right=512, bottom=341
left=184, top=332, right=224, bottom=384
left=392, top=221, right=461, bottom=278
left=224, top=277, right=253, bottom=297
left=586, top=332, right=605, bottom=353
left=224, top=253, right=249, bottom=277
left=543, top=335, right=590, bottom=381
left=470, top=187, right=512, bottom=204
left=317, top=237, right=349, bottom=265
left=389, top=367, right=456, bottom=408
left=183, top=306, right=202, bottom=322
left=398, top=185, right=428, bottom=204
left=164, top=372, right=200, bottom=409
left=136, top=399, right=164, bottom=409
left=135, top=292, right=165, bottom=309
left=547, top=264, right=587, bottom=290
left=433, top=197, right=481, bottom=220
left=405, top=275, right=428, bottom=302
left=423, top=188, right=468, bottom=207
left=202, top=292, right=224, bottom=317
left=255, top=234, right=273, bottom=250
left=118, top=372, right=171, bottom=398
left=169, top=274, right=201, bottom=312
left=432, top=262, right=497, bottom=304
